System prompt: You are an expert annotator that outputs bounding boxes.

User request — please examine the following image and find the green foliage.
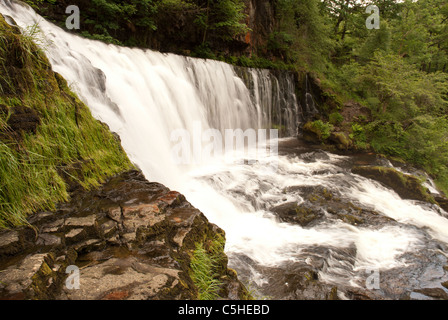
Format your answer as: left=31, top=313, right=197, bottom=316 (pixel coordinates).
left=189, top=234, right=226, bottom=300
left=329, top=111, right=343, bottom=125
left=364, top=117, right=448, bottom=194
left=27, top=0, right=248, bottom=50
left=357, top=52, right=448, bottom=119
left=307, top=120, right=334, bottom=141
left=274, top=0, right=335, bottom=70
left=317, top=0, right=448, bottom=193
left=0, top=18, right=132, bottom=228
left=349, top=123, right=369, bottom=149
left=205, top=0, right=249, bottom=42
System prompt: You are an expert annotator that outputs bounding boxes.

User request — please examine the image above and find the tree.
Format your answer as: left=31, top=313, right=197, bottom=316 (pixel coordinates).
left=358, top=52, right=448, bottom=117
left=274, top=0, right=334, bottom=70
left=194, top=0, right=248, bottom=44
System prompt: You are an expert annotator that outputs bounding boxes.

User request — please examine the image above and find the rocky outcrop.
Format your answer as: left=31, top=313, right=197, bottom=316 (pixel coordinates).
left=271, top=185, right=394, bottom=228
left=0, top=170, right=249, bottom=300
left=352, top=166, right=435, bottom=203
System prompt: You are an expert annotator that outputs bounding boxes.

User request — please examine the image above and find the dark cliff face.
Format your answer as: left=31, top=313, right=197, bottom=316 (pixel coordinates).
left=244, top=0, right=277, bottom=57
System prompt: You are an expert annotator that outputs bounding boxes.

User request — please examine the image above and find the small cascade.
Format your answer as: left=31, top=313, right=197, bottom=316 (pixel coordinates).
left=234, top=67, right=300, bottom=137
left=304, top=74, right=319, bottom=117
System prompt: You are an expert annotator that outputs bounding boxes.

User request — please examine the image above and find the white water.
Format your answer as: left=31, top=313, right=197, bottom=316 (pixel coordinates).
left=2, top=0, right=448, bottom=298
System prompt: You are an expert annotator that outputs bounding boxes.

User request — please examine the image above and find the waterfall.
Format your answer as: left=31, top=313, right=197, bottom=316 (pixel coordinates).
left=2, top=0, right=448, bottom=300
left=0, top=0, right=300, bottom=186
left=304, top=74, right=319, bottom=117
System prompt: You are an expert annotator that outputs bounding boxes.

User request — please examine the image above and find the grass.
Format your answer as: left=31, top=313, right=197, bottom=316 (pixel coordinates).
left=0, top=16, right=132, bottom=229
left=189, top=234, right=226, bottom=300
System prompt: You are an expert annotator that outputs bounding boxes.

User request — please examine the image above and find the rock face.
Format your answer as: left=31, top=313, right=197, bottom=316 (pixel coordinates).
left=244, top=0, right=276, bottom=56
left=0, top=170, right=249, bottom=300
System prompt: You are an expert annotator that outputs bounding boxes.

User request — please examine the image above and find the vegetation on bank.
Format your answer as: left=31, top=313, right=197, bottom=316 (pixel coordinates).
left=269, top=0, right=448, bottom=195
left=189, top=234, right=227, bottom=300
left=0, top=15, right=133, bottom=228
left=318, top=0, right=448, bottom=195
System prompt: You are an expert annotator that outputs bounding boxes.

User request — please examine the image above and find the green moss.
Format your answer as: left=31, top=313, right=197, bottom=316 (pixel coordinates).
left=330, top=132, right=353, bottom=150
left=352, top=166, right=435, bottom=203
left=0, top=16, right=132, bottom=229
left=329, top=111, right=343, bottom=125
left=303, top=120, right=334, bottom=142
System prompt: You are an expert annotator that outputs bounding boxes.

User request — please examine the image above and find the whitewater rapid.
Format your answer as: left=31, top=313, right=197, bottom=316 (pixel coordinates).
left=2, top=0, right=448, bottom=299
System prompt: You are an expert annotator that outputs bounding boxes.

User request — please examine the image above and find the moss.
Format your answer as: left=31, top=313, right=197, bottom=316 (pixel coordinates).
left=338, top=213, right=363, bottom=225
left=0, top=15, right=133, bottom=229
left=329, top=132, right=353, bottom=150
left=303, top=120, right=334, bottom=143
left=352, top=166, right=435, bottom=203
left=294, top=206, right=320, bottom=226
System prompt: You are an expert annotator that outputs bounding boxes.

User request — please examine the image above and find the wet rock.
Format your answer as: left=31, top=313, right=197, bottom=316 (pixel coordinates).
left=273, top=185, right=393, bottom=228
left=413, top=287, right=448, bottom=300
left=36, top=234, right=62, bottom=248
left=300, top=150, right=330, bottom=163
left=352, top=166, right=435, bottom=203
left=121, top=203, right=164, bottom=233
left=0, top=251, right=76, bottom=300
left=65, top=216, right=97, bottom=230
left=65, top=229, right=87, bottom=245
left=442, top=281, right=448, bottom=290
left=99, top=219, right=118, bottom=239
left=345, top=287, right=384, bottom=300
left=271, top=201, right=324, bottom=227
left=0, top=231, right=23, bottom=256
left=41, top=219, right=64, bottom=234
left=235, top=257, right=337, bottom=300
left=0, top=170, right=249, bottom=300
left=435, top=196, right=448, bottom=213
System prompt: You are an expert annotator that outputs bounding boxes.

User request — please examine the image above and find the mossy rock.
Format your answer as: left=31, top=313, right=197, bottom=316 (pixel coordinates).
left=271, top=201, right=324, bottom=227
left=352, top=166, right=435, bottom=203
left=329, top=131, right=353, bottom=151
left=302, top=121, right=330, bottom=143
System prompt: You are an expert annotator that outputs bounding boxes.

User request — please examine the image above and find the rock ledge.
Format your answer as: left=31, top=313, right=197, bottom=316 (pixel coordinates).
left=0, top=170, right=249, bottom=300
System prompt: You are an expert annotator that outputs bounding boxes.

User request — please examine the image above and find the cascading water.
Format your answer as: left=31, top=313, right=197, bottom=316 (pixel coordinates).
left=2, top=0, right=448, bottom=300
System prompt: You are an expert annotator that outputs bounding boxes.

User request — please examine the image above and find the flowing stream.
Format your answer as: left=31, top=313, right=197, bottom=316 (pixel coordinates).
left=2, top=0, right=448, bottom=300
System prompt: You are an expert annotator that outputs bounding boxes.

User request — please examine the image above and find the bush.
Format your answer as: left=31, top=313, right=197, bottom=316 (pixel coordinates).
left=305, top=120, right=333, bottom=141
left=329, top=111, right=343, bottom=125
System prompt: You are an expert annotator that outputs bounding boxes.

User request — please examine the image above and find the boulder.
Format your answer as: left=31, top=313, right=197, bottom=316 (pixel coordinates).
left=352, top=166, right=435, bottom=203
left=329, top=131, right=353, bottom=151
